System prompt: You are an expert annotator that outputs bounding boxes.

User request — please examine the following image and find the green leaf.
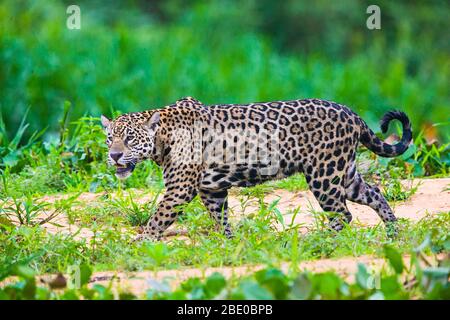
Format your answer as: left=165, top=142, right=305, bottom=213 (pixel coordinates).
left=368, top=291, right=385, bottom=300
left=168, top=290, right=188, bottom=300
left=9, top=107, right=30, bottom=149
left=290, top=273, right=312, bottom=299
left=355, top=263, right=371, bottom=289
left=255, top=268, right=289, bottom=299
left=180, top=277, right=205, bottom=299
left=2, top=151, right=19, bottom=167
left=443, top=238, right=450, bottom=252
left=181, top=277, right=202, bottom=292
left=141, top=242, right=169, bottom=266
left=60, top=289, right=81, bottom=300
left=313, top=272, right=343, bottom=299
left=14, top=265, right=35, bottom=279
left=119, top=292, right=137, bottom=300
left=400, top=143, right=417, bottom=160
left=425, top=282, right=450, bottom=300
left=89, top=181, right=100, bottom=193
left=239, top=281, right=274, bottom=300
left=414, top=234, right=431, bottom=253
left=79, top=264, right=92, bottom=286
left=0, top=216, right=14, bottom=227
left=92, top=284, right=114, bottom=300
left=380, top=275, right=402, bottom=299
left=205, top=272, right=226, bottom=297
left=423, top=267, right=450, bottom=280
left=383, top=245, right=404, bottom=274
left=35, top=286, right=50, bottom=300
left=23, top=277, right=37, bottom=299
left=412, top=164, right=425, bottom=177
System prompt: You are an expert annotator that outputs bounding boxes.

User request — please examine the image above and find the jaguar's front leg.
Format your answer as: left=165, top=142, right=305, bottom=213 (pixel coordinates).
left=134, top=165, right=199, bottom=241
left=135, top=187, right=196, bottom=241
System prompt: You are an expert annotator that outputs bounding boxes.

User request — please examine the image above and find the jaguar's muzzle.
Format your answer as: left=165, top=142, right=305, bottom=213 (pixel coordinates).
left=115, top=162, right=136, bottom=179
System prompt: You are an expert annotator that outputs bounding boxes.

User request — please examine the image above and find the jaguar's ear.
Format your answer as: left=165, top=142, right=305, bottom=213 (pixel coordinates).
left=176, top=96, right=203, bottom=107
left=101, top=115, right=111, bottom=130
left=143, top=112, right=160, bottom=132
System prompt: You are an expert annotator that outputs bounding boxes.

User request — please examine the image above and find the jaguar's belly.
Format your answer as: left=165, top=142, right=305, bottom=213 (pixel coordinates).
left=200, top=161, right=303, bottom=190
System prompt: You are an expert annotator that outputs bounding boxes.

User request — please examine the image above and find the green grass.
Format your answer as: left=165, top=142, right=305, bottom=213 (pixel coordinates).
left=1, top=180, right=449, bottom=274
left=145, top=242, right=450, bottom=300
left=239, top=173, right=309, bottom=198
left=1, top=233, right=448, bottom=300
left=0, top=0, right=449, bottom=300
left=381, top=178, right=419, bottom=202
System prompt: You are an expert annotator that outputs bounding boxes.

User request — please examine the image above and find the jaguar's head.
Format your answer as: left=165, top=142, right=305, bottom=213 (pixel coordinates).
left=101, top=112, right=160, bottom=179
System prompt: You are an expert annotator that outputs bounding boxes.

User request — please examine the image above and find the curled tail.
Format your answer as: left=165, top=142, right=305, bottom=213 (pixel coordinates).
left=360, top=110, right=413, bottom=157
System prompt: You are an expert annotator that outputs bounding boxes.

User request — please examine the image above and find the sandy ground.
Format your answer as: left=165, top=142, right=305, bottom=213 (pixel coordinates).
left=0, top=255, right=404, bottom=297
left=3, top=178, right=449, bottom=297
left=85, top=255, right=401, bottom=297
left=24, top=177, right=450, bottom=239
left=29, top=254, right=425, bottom=298
left=228, top=178, right=450, bottom=233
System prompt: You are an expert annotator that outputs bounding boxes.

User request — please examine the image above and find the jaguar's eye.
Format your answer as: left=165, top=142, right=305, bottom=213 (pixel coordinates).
left=124, top=135, right=134, bottom=146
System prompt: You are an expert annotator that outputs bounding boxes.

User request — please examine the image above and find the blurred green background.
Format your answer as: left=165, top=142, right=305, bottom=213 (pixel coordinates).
left=0, top=0, right=449, bottom=140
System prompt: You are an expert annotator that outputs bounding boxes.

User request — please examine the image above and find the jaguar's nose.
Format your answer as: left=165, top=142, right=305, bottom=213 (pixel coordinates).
left=110, top=152, right=123, bottom=163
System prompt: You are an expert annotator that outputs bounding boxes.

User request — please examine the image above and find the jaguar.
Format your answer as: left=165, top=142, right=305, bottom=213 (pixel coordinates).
left=101, top=97, right=412, bottom=241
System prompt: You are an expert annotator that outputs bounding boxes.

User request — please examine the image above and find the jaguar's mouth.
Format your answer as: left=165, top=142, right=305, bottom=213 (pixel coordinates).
left=115, top=163, right=136, bottom=179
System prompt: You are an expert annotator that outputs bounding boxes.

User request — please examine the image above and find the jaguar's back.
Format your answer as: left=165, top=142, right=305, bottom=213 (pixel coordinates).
left=200, top=99, right=363, bottom=189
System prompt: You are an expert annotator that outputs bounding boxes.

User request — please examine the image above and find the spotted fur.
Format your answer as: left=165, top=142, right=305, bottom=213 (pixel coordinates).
left=101, top=97, right=412, bottom=240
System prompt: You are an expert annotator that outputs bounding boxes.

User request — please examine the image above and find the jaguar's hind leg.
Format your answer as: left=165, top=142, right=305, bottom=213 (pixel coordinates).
left=344, top=163, right=398, bottom=236
left=305, top=170, right=352, bottom=232
left=199, top=188, right=233, bottom=238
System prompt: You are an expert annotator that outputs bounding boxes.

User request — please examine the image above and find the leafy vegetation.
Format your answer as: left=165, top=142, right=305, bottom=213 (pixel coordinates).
left=1, top=239, right=448, bottom=300
left=0, top=0, right=448, bottom=300
left=1, top=181, right=449, bottom=274
left=1, top=0, right=449, bottom=140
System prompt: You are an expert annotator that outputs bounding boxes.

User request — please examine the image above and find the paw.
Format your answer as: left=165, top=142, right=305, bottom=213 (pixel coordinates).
left=328, top=219, right=345, bottom=232
left=385, top=221, right=398, bottom=239
left=224, top=229, right=234, bottom=239
left=131, top=233, right=159, bottom=243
